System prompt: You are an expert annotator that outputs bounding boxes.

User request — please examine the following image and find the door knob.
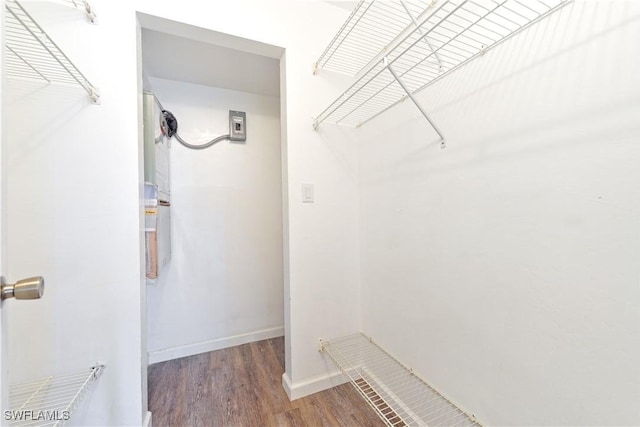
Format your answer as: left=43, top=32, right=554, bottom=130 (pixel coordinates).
left=1, top=276, right=45, bottom=300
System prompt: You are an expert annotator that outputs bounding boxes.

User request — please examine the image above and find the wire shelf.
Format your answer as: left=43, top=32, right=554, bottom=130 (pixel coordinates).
left=4, top=0, right=100, bottom=102
left=313, top=0, right=570, bottom=129
left=8, top=364, right=104, bottom=427
left=314, top=1, right=436, bottom=77
left=321, top=333, right=480, bottom=427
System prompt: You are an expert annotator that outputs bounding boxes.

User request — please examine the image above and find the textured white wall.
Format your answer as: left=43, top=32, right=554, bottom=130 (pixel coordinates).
left=134, top=0, right=359, bottom=397
left=5, top=0, right=357, bottom=424
left=357, top=2, right=640, bottom=425
left=145, top=77, right=284, bottom=362
left=5, top=2, right=144, bottom=425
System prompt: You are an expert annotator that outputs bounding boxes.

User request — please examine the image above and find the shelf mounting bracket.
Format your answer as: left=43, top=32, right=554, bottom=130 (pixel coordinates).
left=383, top=57, right=446, bottom=149
left=89, top=85, right=100, bottom=104
left=79, top=0, right=97, bottom=24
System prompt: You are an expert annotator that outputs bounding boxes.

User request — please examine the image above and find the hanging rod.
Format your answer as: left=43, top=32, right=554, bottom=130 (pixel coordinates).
left=4, top=0, right=100, bottom=103
left=313, top=0, right=571, bottom=132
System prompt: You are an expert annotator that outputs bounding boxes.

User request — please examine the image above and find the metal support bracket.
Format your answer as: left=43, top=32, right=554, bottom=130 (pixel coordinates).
left=67, top=0, right=98, bottom=23
left=81, top=0, right=97, bottom=24
left=383, top=57, right=446, bottom=149
left=89, top=85, right=101, bottom=104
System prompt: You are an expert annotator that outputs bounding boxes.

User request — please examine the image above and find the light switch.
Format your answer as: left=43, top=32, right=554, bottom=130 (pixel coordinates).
left=302, top=184, right=314, bottom=203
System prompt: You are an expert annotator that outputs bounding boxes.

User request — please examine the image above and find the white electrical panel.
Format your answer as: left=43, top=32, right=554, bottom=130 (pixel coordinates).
left=229, top=110, right=247, bottom=142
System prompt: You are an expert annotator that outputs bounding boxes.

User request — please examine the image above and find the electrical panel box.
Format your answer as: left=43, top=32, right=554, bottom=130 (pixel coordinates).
left=229, top=110, right=247, bottom=142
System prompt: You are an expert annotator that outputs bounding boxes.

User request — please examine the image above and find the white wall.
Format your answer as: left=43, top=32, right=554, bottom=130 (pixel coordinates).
left=358, top=2, right=640, bottom=425
left=6, top=1, right=637, bottom=424
left=5, top=1, right=359, bottom=424
left=5, top=2, right=145, bottom=425
left=133, top=0, right=360, bottom=400
left=146, top=77, right=285, bottom=362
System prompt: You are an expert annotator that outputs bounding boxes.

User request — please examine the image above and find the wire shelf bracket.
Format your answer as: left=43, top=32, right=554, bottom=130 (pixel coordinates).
left=384, top=56, right=446, bottom=148
left=53, top=0, right=97, bottom=24
left=321, top=333, right=481, bottom=427
left=64, top=0, right=97, bottom=24
left=313, top=0, right=572, bottom=137
left=5, top=0, right=101, bottom=103
left=9, top=364, right=105, bottom=427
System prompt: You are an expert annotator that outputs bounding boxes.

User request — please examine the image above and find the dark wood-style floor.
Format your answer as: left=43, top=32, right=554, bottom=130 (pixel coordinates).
left=148, top=337, right=385, bottom=427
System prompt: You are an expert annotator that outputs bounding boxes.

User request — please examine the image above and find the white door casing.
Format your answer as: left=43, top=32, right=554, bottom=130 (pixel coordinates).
left=1, top=0, right=9, bottom=417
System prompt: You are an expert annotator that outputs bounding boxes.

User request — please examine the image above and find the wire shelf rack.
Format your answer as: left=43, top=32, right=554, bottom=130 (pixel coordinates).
left=321, top=333, right=480, bottom=427
left=4, top=0, right=100, bottom=102
left=314, top=1, right=436, bottom=77
left=8, top=364, right=104, bottom=427
left=313, top=0, right=571, bottom=130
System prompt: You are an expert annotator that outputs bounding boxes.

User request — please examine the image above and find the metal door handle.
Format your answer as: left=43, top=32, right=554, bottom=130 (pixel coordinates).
left=1, top=276, right=45, bottom=300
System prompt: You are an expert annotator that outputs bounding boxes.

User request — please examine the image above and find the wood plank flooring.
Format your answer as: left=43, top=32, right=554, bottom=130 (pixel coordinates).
left=148, top=337, right=385, bottom=427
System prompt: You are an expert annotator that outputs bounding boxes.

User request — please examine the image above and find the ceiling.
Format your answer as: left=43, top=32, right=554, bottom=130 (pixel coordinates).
left=142, top=29, right=280, bottom=97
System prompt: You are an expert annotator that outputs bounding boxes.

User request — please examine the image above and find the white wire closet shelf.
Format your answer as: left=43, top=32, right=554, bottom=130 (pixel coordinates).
left=313, top=0, right=571, bottom=132
left=9, top=364, right=104, bottom=427
left=321, top=333, right=481, bottom=427
left=4, top=0, right=100, bottom=103
left=314, top=0, right=436, bottom=77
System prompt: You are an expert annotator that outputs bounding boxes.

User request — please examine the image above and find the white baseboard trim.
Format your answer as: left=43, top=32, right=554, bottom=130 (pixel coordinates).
left=143, top=411, right=152, bottom=427
left=148, top=326, right=284, bottom=365
left=282, top=370, right=349, bottom=401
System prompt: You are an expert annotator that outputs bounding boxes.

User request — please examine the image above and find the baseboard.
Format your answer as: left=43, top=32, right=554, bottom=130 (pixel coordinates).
left=282, top=370, right=349, bottom=401
left=143, top=411, right=152, bottom=427
left=148, top=326, right=284, bottom=364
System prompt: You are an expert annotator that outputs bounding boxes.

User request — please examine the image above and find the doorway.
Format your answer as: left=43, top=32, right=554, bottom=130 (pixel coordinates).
left=137, top=13, right=288, bottom=401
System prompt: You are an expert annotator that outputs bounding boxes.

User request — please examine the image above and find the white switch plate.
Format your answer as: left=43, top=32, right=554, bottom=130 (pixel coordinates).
left=302, top=184, right=314, bottom=203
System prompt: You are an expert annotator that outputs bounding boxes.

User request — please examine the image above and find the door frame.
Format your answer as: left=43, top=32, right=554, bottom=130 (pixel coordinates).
left=134, top=11, right=291, bottom=422
left=0, top=0, right=10, bottom=416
